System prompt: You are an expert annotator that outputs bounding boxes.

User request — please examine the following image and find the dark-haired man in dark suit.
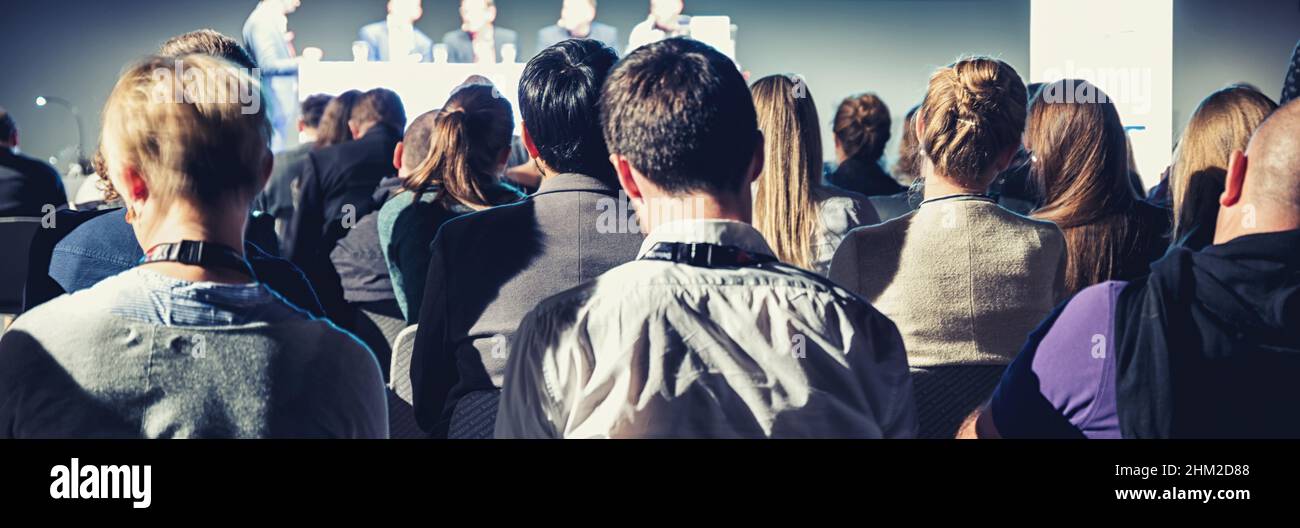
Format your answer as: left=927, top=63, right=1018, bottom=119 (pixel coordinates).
left=411, top=39, right=642, bottom=438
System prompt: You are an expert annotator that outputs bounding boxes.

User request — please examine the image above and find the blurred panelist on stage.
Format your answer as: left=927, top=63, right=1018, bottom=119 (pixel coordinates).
left=627, top=0, right=689, bottom=53
left=244, top=0, right=303, bottom=151
left=442, top=0, right=518, bottom=64
left=359, top=0, right=433, bottom=63
left=536, top=0, right=619, bottom=55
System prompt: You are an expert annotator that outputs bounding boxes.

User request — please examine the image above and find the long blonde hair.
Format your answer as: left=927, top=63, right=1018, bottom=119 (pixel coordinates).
left=750, top=75, right=823, bottom=270
left=1171, top=84, right=1276, bottom=241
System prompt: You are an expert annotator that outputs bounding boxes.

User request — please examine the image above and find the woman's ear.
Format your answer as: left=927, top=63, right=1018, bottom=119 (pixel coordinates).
left=119, top=164, right=149, bottom=204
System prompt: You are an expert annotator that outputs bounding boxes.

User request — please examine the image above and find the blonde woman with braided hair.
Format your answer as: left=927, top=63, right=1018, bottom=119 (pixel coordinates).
left=831, top=58, right=1067, bottom=436
left=750, top=75, right=879, bottom=275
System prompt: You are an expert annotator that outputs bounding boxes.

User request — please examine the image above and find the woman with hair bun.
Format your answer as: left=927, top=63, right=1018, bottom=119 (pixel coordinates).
left=828, top=93, right=906, bottom=198
left=831, top=58, right=1067, bottom=424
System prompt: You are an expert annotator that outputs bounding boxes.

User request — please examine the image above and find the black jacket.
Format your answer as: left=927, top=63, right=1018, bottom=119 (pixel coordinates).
left=1115, top=229, right=1300, bottom=438
left=288, top=126, right=401, bottom=322
left=0, top=149, right=66, bottom=217
left=826, top=157, right=905, bottom=198
left=411, top=174, right=643, bottom=436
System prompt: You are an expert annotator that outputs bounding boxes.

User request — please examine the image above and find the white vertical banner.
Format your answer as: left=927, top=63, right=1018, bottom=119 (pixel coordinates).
left=1030, top=0, right=1173, bottom=190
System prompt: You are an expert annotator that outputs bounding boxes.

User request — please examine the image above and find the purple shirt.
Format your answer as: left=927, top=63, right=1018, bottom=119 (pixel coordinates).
left=989, top=281, right=1125, bottom=439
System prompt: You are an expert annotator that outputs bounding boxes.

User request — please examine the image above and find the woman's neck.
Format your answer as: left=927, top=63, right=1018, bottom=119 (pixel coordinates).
left=137, top=205, right=251, bottom=285
left=923, top=168, right=990, bottom=201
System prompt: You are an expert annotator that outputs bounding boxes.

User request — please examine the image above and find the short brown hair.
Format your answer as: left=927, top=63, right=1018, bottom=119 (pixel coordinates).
left=833, top=93, right=891, bottom=162
left=349, top=88, right=407, bottom=132
left=918, top=57, right=1027, bottom=187
left=600, top=38, right=758, bottom=195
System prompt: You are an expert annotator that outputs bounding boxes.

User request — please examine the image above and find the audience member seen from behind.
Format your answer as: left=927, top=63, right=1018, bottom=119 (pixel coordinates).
left=0, top=54, right=387, bottom=438
left=827, top=92, right=905, bottom=198
left=313, top=90, right=364, bottom=151
left=1026, top=79, right=1173, bottom=299
left=496, top=38, right=915, bottom=439
left=1168, top=84, right=1276, bottom=250
left=962, top=99, right=1300, bottom=439
left=0, top=107, right=67, bottom=217
left=45, top=30, right=325, bottom=318
left=831, top=57, right=1067, bottom=370
left=288, top=88, right=407, bottom=324
left=379, top=83, right=524, bottom=323
left=750, top=75, right=879, bottom=275
left=411, top=39, right=641, bottom=438
left=255, top=93, right=332, bottom=248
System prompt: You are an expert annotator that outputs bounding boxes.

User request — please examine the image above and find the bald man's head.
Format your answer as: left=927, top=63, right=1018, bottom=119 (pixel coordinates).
left=401, top=109, right=441, bottom=170
left=1215, top=99, right=1300, bottom=245
left=1242, top=99, right=1300, bottom=208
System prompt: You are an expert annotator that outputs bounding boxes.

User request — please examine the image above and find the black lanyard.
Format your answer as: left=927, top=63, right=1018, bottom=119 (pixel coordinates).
left=639, top=242, right=778, bottom=269
left=139, top=240, right=255, bottom=279
left=918, top=193, right=996, bottom=207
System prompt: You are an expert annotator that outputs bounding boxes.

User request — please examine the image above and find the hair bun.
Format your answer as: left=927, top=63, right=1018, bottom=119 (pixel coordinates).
left=918, top=56, right=1028, bottom=185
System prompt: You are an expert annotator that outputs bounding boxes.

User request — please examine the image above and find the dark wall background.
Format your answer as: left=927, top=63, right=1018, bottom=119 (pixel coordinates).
left=0, top=0, right=1295, bottom=171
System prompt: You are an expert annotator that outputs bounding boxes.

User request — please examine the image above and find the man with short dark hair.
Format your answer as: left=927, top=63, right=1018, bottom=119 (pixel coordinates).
left=0, top=107, right=67, bottom=217
left=410, top=39, right=642, bottom=438
left=288, top=88, right=406, bottom=324
left=494, top=39, right=916, bottom=439
left=255, top=93, right=332, bottom=249
left=961, top=100, right=1300, bottom=439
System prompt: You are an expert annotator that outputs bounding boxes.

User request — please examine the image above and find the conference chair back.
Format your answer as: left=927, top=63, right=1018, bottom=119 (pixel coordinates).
left=911, top=365, right=1007, bottom=439
left=387, top=325, right=426, bottom=438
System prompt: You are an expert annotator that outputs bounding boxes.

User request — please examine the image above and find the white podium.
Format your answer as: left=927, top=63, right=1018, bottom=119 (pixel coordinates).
left=297, top=61, right=527, bottom=129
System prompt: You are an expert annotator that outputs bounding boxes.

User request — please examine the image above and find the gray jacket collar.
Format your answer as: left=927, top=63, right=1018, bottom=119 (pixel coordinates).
left=534, top=173, right=620, bottom=197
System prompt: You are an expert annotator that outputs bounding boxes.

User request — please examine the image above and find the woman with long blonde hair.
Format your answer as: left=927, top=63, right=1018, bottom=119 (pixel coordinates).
left=1170, top=84, right=1276, bottom=249
left=750, top=75, right=878, bottom=275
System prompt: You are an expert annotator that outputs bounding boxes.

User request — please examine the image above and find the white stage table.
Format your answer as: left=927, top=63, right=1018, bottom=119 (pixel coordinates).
left=298, top=62, right=527, bottom=128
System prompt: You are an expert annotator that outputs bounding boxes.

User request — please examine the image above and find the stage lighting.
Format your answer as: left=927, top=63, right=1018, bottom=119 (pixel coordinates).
left=36, top=96, right=47, bottom=107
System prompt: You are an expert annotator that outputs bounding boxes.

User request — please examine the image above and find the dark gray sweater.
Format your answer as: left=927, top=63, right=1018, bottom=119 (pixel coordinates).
left=0, top=284, right=388, bottom=439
